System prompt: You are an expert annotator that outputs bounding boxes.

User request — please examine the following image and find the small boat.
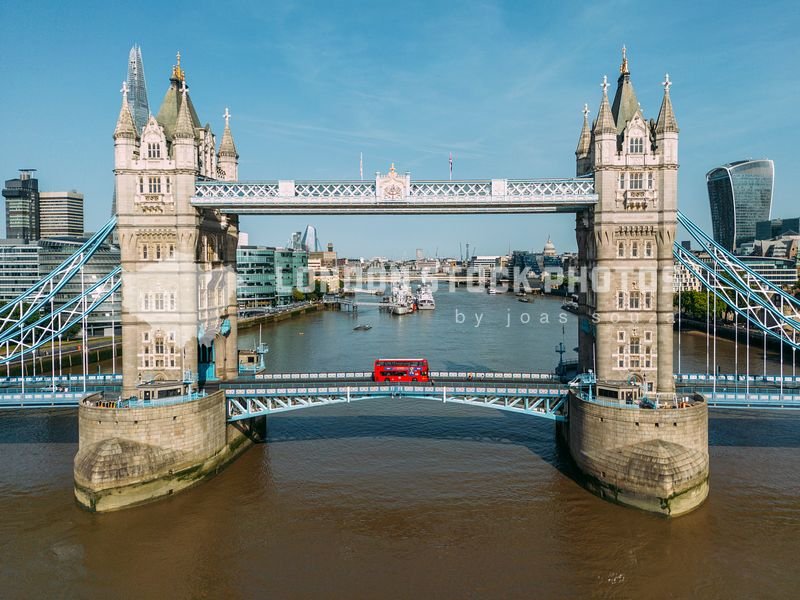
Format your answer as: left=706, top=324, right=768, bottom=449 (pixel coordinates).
left=414, top=283, right=436, bottom=310
left=238, top=325, right=269, bottom=374
left=390, top=283, right=415, bottom=315
left=487, top=287, right=499, bottom=295
left=561, top=301, right=580, bottom=314
left=353, top=324, right=372, bottom=331
left=518, top=297, right=531, bottom=303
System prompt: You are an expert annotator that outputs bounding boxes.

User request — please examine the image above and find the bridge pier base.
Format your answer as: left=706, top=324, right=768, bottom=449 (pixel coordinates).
left=558, top=391, right=709, bottom=517
left=73, top=391, right=265, bottom=512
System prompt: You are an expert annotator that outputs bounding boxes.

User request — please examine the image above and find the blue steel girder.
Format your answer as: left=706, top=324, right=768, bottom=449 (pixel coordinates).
left=226, top=385, right=567, bottom=422
left=0, top=217, right=117, bottom=329
left=0, top=268, right=121, bottom=364
left=673, top=245, right=800, bottom=350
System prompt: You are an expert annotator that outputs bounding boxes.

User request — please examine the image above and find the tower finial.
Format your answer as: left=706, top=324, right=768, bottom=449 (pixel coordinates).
left=223, top=107, right=231, bottom=127
left=172, top=51, right=185, bottom=81
left=180, top=78, right=187, bottom=96
left=583, top=103, right=590, bottom=120
left=662, top=73, right=672, bottom=92
left=620, top=44, right=629, bottom=75
left=601, top=75, right=609, bottom=95
left=120, top=81, right=129, bottom=100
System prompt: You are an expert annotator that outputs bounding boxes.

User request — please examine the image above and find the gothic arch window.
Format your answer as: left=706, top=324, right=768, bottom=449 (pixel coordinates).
left=644, top=241, right=653, bottom=257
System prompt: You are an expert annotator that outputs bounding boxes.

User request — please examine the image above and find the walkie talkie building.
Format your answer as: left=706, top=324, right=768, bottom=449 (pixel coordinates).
left=706, top=159, right=774, bottom=252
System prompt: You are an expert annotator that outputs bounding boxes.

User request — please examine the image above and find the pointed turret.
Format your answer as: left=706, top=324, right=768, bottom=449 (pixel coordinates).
left=655, top=73, right=679, bottom=134
left=576, top=104, right=591, bottom=158
left=114, top=82, right=138, bottom=140
left=610, top=45, right=642, bottom=134
left=593, top=76, right=616, bottom=136
left=174, top=82, right=195, bottom=139
left=217, top=107, right=239, bottom=181
left=218, top=108, right=238, bottom=158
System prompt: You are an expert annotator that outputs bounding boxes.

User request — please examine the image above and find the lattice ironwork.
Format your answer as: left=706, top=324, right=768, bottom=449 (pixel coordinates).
left=295, top=182, right=376, bottom=198
left=194, top=182, right=279, bottom=199
left=675, top=211, right=800, bottom=350
left=410, top=181, right=491, bottom=197
left=0, top=267, right=121, bottom=364
left=226, top=384, right=568, bottom=422
left=506, top=178, right=595, bottom=197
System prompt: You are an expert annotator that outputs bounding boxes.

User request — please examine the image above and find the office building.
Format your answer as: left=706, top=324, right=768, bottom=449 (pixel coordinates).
left=39, top=191, right=84, bottom=238
left=706, top=159, right=774, bottom=252
left=2, top=169, right=40, bottom=241
left=237, top=245, right=276, bottom=308
left=756, top=217, right=800, bottom=241
left=0, top=241, right=40, bottom=304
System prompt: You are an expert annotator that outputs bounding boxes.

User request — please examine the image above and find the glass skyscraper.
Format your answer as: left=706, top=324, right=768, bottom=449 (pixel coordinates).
left=127, top=44, right=150, bottom=134
left=706, top=159, right=774, bottom=252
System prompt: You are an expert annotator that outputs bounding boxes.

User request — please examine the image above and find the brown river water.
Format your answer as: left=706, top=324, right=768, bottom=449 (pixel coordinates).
left=1, top=293, right=799, bottom=598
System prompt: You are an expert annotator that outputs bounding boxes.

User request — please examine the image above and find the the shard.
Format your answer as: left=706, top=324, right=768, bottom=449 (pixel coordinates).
left=126, top=44, right=150, bottom=134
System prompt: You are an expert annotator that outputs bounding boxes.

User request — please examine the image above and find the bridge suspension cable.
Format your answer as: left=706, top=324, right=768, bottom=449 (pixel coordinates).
left=675, top=211, right=800, bottom=351
left=0, top=217, right=117, bottom=330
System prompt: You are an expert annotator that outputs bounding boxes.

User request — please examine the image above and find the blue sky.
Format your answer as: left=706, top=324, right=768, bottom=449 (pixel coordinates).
left=1, top=0, right=798, bottom=258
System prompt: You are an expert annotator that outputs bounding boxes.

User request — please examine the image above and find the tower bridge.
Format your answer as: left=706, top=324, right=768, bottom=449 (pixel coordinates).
left=59, top=48, right=717, bottom=516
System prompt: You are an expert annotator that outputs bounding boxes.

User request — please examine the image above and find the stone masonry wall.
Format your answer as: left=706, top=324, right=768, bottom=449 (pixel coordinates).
left=78, top=392, right=226, bottom=463
left=567, top=394, right=708, bottom=456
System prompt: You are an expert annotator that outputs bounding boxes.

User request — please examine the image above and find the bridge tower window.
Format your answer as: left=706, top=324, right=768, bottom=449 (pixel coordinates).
left=629, top=291, right=640, bottom=309
left=617, top=241, right=625, bottom=258
left=618, top=173, right=625, bottom=189
left=148, top=176, right=161, bottom=194
left=647, top=172, right=654, bottom=189
left=644, top=241, right=653, bottom=257
left=631, top=241, right=639, bottom=257
left=630, top=173, right=644, bottom=190
left=644, top=292, right=653, bottom=309
left=629, top=137, right=644, bottom=154
left=147, top=143, right=161, bottom=159
left=617, top=291, right=626, bottom=309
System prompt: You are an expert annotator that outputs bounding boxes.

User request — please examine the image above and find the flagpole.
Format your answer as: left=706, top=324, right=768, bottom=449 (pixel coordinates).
left=449, top=152, right=453, bottom=181
left=360, top=152, right=363, bottom=181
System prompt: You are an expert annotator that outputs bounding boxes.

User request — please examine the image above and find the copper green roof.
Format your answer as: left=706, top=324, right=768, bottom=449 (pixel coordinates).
left=611, top=72, right=641, bottom=134
left=155, top=78, right=201, bottom=140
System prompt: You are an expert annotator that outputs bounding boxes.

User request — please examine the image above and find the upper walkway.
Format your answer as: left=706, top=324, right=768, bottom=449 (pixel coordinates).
left=191, top=178, right=597, bottom=214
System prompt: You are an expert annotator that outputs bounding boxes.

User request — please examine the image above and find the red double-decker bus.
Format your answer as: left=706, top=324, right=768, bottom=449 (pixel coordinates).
left=373, top=358, right=430, bottom=382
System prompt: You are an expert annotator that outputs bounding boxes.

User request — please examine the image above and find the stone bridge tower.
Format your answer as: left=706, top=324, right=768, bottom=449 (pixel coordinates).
left=567, top=51, right=707, bottom=516
left=575, top=48, right=678, bottom=397
left=114, top=54, right=240, bottom=399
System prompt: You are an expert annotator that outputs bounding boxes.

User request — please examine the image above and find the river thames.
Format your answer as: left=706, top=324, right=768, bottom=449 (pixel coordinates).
left=1, top=291, right=798, bottom=598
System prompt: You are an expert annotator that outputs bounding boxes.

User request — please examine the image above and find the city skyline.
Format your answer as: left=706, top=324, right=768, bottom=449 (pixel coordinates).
left=1, top=1, right=798, bottom=255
